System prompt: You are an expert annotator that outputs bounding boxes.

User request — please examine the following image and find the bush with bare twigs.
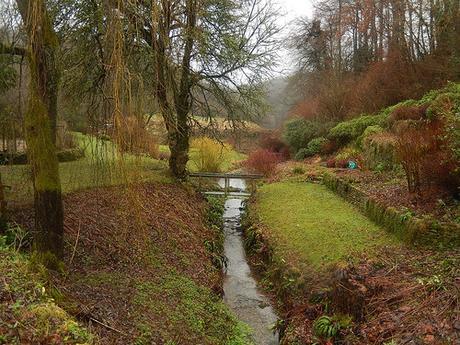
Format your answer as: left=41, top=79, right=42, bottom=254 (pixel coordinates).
left=116, top=117, right=159, bottom=158
left=244, top=149, right=281, bottom=176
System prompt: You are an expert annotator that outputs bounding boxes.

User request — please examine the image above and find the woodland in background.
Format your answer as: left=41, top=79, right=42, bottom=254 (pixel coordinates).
left=288, top=0, right=460, bottom=121
left=245, top=0, right=460, bottom=198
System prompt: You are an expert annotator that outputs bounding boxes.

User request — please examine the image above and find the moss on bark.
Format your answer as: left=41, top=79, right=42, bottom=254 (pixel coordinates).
left=18, top=0, right=64, bottom=260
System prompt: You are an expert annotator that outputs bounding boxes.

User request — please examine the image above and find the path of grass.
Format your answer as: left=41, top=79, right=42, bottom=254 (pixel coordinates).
left=256, top=181, right=398, bottom=271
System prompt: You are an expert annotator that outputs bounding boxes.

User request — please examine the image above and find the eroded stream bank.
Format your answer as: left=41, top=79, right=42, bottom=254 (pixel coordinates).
left=217, top=178, right=279, bottom=345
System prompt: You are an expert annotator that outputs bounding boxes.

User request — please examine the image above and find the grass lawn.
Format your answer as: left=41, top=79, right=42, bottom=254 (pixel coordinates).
left=2, top=133, right=171, bottom=203
left=256, top=181, right=399, bottom=271
left=2, top=134, right=245, bottom=204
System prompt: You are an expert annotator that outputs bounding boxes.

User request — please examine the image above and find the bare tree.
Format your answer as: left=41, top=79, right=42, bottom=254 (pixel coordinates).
left=124, top=0, right=280, bottom=178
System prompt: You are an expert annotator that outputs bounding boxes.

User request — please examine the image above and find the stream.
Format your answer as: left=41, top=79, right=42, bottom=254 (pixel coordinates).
left=217, top=178, right=279, bottom=345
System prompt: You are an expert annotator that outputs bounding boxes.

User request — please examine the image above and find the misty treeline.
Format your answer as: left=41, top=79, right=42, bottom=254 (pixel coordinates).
left=0, top=0, right=279, bottom=261
left=289, top=0, right=460, bottom=120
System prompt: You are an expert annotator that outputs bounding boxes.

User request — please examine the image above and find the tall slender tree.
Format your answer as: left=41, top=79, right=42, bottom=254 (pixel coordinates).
left=0, top=172, right=6, bottom=233
left=16, top=0, right=64, bottom=260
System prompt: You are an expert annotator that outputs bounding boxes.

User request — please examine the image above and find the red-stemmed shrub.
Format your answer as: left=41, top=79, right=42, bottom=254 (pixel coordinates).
left=325, top=158, right=349, bottom=168
left=244, top=149, right=282, bottom=176
left=335, top=159, right=349, bottom=168
left=393, top=117, right=458, bottom=194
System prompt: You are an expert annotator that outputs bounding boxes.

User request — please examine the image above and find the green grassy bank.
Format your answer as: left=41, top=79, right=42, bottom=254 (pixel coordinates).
left=255, top=181, right=398, bottom=271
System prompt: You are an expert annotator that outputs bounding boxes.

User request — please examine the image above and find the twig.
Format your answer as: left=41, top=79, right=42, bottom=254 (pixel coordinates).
left=89, top=317, right=126, bottom=335
left=69, top=220, right=81, bottom=266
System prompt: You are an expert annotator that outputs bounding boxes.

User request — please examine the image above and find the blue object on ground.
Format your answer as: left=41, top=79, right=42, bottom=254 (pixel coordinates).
left=348, top=160, right=358, bottom=169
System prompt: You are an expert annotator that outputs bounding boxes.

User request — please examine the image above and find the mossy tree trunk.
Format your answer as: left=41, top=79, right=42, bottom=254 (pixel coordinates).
left=164, top=108, right=190, bottom=179
left=0, top=172, right=7, bottom=233
left=17, top=0, right=64, bottom=259
left=151, top=0, right=196, bottom=179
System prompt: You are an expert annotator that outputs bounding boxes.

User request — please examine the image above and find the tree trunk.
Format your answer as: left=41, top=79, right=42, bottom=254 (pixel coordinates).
left=167, top=116, right=190, bottom=179
left=0, top=172, right=7, bottom=233
left=17, top=0, right=64, bottom=260
left=153, top=0, right=195, bottom=179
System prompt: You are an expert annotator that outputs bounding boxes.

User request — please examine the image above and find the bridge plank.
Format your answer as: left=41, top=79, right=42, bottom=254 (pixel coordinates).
left=188, top=172, right=263, bottom=179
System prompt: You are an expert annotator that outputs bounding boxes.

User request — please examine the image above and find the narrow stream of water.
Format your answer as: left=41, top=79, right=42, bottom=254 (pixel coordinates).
left=217, top=178, right=279, bottom=345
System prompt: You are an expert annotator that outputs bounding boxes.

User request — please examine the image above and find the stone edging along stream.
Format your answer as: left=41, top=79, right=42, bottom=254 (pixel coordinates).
left=322, top=173, right=460, bottom=247
left=241, top=174, right=460, bottom=342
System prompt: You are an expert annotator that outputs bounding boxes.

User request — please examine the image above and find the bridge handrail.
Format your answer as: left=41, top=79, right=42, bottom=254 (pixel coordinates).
left=188, top=172, right=264, bottom=179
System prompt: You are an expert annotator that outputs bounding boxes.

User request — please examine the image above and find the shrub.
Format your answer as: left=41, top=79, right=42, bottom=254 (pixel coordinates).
left=295, top=137, right=328, bottom=160
left=357, top=125, right=384, bottom=148
left=325, top=157, right=349, bottom=168
left=243, top=149, right=281, bottom=176
left=428, top=91, right=460, bottom=168
left=329, top=114, right=387, bottom=146
left=116, top=117, right=159, bottom=158
left=294, top=148, right=310, bottom=161
left=321, top=138, right=339, bottom=154
left=393, top=119, right=443, bottom=193
left=0, top=152, right=27, bottom=165
left=326, top=158, right=336, bottom=168
left=1, top=148, right=84, bottom=165
left=283, top=118, right=331, bottom=153
left=57, top=148, right=85, bottom=162
left=388, top=85, right=460, bottom=194
left=362, top=131, right=398, bottom=171
left=388, top=104, right=428, bottom=127
left=336, top=147, right=361, bottom=162
left=308, top=137, right=328, bottom=155
left=190, top=137, right=230, bottom=172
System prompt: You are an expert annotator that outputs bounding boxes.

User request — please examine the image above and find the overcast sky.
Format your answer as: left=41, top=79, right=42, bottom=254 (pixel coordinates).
left=278, top=0, right=313, bottom=26
left=274, top=0, right=314, bottom=74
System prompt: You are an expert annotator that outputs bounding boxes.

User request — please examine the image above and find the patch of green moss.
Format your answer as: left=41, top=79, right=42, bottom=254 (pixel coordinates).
left=0, top=247, right=95, bottom=344
left=133, top=273, right=254, bottom=345
left=29, top=250, right=65, bottom=272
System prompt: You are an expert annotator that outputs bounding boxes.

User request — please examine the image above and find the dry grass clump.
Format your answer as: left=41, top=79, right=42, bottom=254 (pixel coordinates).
left=190, top=137, right=231, bottom=172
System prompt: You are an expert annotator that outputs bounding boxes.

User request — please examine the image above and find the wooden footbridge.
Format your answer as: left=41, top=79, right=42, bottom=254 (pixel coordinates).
left=188, top=172, right=264, bottom=196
